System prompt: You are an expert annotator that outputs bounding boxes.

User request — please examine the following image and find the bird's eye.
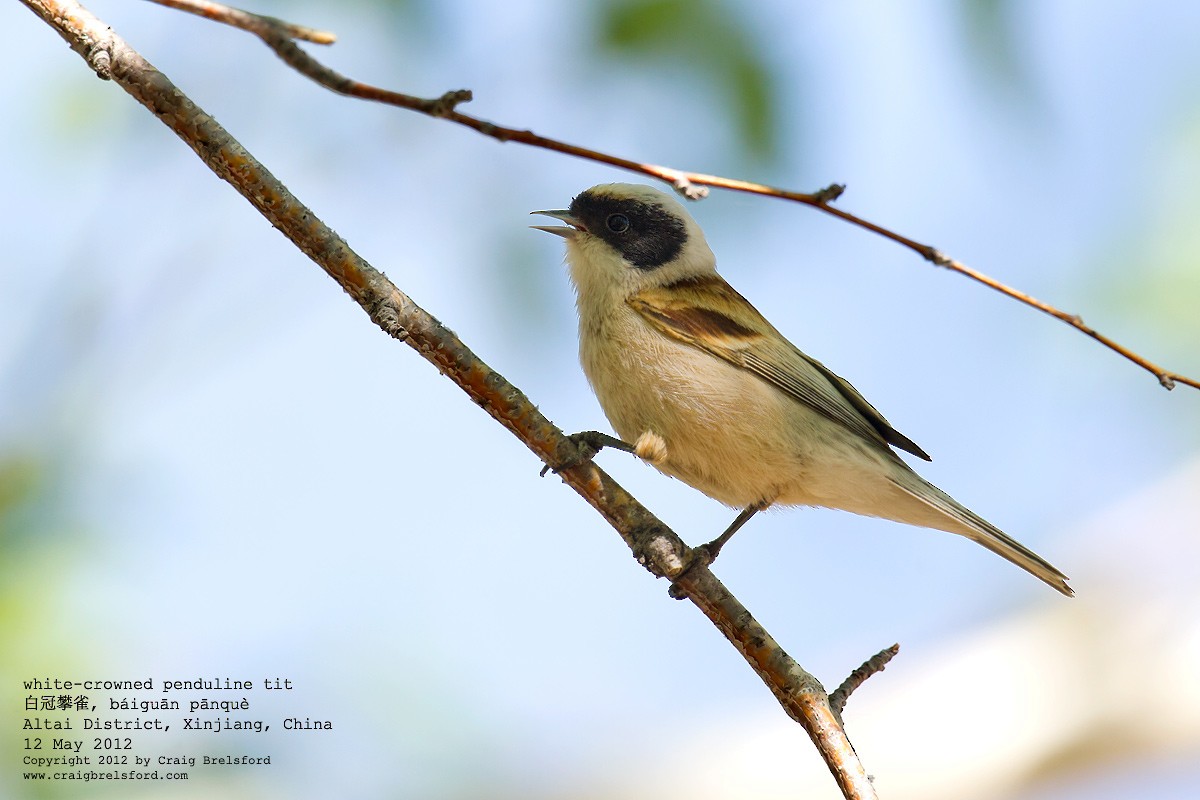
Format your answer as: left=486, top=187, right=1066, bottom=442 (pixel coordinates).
left=606, top=213, right=630, bottom=233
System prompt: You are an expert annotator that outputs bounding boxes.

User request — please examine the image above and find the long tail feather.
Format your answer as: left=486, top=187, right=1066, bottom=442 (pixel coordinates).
left=891, top=479, right=1073, bottom=597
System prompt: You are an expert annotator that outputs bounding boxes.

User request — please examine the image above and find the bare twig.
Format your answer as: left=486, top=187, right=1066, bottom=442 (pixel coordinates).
left=830, top=644, right=901, bottom=724
left=20, top=1, right=882, bottom=797
left=143, top=0, right=1200, bottom=393
left=147, top=0, right=336, bottom=44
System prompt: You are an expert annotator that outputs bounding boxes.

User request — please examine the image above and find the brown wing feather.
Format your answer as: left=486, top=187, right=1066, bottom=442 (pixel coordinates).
left=628, top=275, right=931, bottom=461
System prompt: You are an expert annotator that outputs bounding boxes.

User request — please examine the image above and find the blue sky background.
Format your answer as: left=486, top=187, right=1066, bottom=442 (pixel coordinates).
left=2, top=1, right=1199, bottom=798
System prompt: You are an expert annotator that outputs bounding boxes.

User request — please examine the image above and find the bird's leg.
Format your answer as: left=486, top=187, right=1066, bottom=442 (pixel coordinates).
left=540, top=431, right=635, bottom=476
left=699, top=499, right=771, bottom=562
left=669, top=499, right=771, bottom=599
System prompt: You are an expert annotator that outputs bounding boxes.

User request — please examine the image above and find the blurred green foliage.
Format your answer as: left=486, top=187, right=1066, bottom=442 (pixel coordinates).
left=1094, top=115, right=1200, bottom=358
left=595, top=0, right=778, bottom=161
left=956, top=0, right=1041, bottom=110
left=0, top=456, right=44, bottom=553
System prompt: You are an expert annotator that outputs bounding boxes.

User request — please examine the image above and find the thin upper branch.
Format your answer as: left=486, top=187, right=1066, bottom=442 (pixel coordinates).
left=145, top=0, right=1200, bottom=393
left=21, top=1, right=880, bottom=797
left=147, top=0, right=336, bottom=44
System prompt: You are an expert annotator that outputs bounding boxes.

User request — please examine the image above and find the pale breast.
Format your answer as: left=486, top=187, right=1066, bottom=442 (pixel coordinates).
left=578, top=307, right=806, bottom=507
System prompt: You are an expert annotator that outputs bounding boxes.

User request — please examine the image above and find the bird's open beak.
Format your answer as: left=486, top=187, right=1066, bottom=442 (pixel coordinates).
left=530, top=209, right=586, bottom=239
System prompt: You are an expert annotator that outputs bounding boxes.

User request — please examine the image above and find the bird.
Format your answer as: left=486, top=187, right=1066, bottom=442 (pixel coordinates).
left=531, top=182, right=1072, bottom=596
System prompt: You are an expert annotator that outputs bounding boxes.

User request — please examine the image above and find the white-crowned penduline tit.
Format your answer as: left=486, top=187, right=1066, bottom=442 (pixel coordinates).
left=532, top=183, right=1072, bottom=596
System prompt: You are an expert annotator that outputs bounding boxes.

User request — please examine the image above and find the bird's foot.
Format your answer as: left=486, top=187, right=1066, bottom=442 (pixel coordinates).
left=667, top=500, right=771, bottom=599
left=540, top=431, right=634, bottom=476
left=667, top=542, right=719, bottom=600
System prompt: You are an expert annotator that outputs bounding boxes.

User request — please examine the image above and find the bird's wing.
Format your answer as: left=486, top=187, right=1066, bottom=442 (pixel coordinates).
left=628, top=275, right=931, bottom=461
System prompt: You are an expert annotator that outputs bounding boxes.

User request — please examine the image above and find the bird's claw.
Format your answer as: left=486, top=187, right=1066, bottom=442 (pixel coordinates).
left=666, top=501, right=769, bottom=599
left=540, top=431, right=634, bottom=476
left=667, top=544, right=717, bottom=600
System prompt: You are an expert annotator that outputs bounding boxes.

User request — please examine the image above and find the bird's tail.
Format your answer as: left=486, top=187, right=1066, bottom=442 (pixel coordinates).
left=890, top=477, right=1073, bottom=597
